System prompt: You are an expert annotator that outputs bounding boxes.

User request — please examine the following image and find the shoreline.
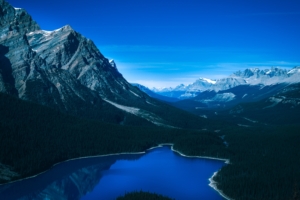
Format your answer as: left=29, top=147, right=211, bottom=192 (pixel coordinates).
left=0, top=143, right=232, bottom=200
left=0, top=143, right=170, bottom=186
left=170, top=145, right=230, bottom=163
left=170, top=145, right=232, bottom=200
left=209, top=171, right=232, bottom=200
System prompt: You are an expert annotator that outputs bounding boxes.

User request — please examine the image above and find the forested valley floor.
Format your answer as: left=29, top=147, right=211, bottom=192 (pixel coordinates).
left=0, top=93, right=300, bottom=200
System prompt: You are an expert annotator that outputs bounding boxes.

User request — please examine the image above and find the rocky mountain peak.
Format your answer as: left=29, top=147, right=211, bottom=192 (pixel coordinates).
left=0, top=1, right=39, bottom=36
left=109, top=59, right=117, bottom=68
left=0, top=1, right=40, bottom=94
left=288, top=66, right=300, bottom=75
left=232, top=67, right=288, bottom=79
left=2, top=0, right=194, bottom=128
left=60, top=24, right=72, bottom=31
left=232, top=68, right=257, bottom=78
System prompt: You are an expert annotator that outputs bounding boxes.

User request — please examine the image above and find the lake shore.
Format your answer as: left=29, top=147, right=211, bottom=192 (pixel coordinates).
left=169, top=145, right=232, bottom=200
left=0, top=143, right=232, bottom=200
left=209, top=171, right=232, bottom=200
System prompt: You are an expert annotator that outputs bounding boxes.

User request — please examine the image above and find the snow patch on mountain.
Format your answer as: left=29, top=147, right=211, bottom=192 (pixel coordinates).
left=27, top=25, right=72, bottom=38
left=152, top=66, right=300, bottom=99
left=213, top=93, right=236, bottom=101
left=244, top=118, right=258, bottom=123
left=104, top=99, right=140, bottom=115
left=130, top=90, right=141, bottom=98
left=200, top=78, right=216, bottom=84
left=109, top=59, right=117, bottom=68
left=287, top=66, right=300, bottom=75
left=238, top=124, right=251, bottom=128
left=263, top=97, right=283, bottom=109
left=269, top=97, right=283, bottom=104
left=104, top=99, right=175, bottom=128
left=180, top=92, right=198, bottom=98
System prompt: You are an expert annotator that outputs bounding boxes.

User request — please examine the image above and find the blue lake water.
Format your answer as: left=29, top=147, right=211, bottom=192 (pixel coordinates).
left=0, top=145, right=226, bottom=200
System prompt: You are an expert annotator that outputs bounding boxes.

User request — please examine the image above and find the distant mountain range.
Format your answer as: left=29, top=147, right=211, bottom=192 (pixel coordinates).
left=152, top=67, right=300, bottom=99
left=0, top=0, right=299, bottom=129
left=181, top=82, right=300, bottom=126
left=0, top=0, right=208, bottom=129
left=131, top=83, right=178, bottom=102
left=135, top=67, right=300, bottom=124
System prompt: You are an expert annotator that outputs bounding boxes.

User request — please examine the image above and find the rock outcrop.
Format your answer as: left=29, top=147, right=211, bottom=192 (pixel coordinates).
left=0, top=0, right=205, bottom=128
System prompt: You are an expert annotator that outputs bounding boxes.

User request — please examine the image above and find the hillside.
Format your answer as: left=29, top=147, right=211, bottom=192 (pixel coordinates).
left=0, top=93, right=229, bottom=184
left=0, top=0, right=209, bottom=129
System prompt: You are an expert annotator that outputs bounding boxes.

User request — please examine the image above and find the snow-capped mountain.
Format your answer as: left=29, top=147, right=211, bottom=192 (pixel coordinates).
left=154, top=67, right=300, bottom=99
left=231, top=67, right=292, bottom=85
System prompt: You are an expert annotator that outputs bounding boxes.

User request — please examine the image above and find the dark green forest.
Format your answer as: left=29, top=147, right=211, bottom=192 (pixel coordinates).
left=0, top=93, right=226, bottom=183
left=215, top=125, right=300, bottom=200
left=0, top=92, right=300, bottom=200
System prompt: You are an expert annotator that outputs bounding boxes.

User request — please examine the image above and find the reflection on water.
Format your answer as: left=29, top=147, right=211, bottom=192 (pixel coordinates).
left=0, top=146, right=225, bottom=200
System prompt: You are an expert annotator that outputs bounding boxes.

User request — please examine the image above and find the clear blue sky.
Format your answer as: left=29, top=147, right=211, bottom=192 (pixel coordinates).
left=7, top=0, right=300, bottom=88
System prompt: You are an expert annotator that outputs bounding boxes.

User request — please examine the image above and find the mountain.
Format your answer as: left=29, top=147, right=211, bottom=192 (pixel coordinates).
left=131, top=83, right=178, bottom=102
left=149, top=66, right=300, bottom=112
left=153, top=67, right=300, bottom=99
left=0, top=5, right=149, bottom=126
left=0, top=0, right=209, bottom=129
left=171, top=83, right=300, bottom=127
left=226, top=82, right=300, bottom=125
left=172, top=83, right=288, bottom=111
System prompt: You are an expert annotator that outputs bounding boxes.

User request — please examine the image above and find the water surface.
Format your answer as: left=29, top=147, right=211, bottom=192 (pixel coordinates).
left=0, top=145, right=225, bottom=200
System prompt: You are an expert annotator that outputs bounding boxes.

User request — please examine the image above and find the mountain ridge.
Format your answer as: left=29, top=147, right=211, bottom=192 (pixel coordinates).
left=0, top=0, right=210, bottom=129
left=153, top=66, right=300, bottom=99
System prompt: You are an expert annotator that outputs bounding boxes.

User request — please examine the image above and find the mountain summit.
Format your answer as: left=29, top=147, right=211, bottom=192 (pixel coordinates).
left=0, top=0, right=207, bottom=129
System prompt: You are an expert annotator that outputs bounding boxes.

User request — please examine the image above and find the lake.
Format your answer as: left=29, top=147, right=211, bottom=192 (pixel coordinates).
left=0, top=145, right=226, bottom=200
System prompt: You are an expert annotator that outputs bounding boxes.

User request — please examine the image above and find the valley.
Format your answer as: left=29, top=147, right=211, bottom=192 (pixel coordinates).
left=0, top=0, right=300, bottom=199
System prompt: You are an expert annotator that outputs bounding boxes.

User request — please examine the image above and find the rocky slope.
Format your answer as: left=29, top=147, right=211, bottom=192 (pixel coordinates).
left=0, top=0, right=208, bottom=128
left=0, top=0, right=142, bottom=125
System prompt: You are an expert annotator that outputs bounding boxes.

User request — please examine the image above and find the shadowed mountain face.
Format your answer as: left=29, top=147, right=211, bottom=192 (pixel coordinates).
left=0, top=0, right=208, bottom=128
left=0, top=0, right=133, bottom=103
left=171, top=83, right=300, bottom=126
left=225, top=83, right=300, bottom=125
left=0, top=0, right=39, bottom=95
left=171, top=84, right=289, bottom=111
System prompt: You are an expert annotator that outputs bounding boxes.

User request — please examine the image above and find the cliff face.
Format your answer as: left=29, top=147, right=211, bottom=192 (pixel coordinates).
left=0, top=0, right=39, bottom=94
left=0, top=0, right=135, bottom=103
left=24, top=24, right=136, bottom=103
left=0, top=0, right=171, bottom=127
left=0, top=0, right=208, bottom=128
